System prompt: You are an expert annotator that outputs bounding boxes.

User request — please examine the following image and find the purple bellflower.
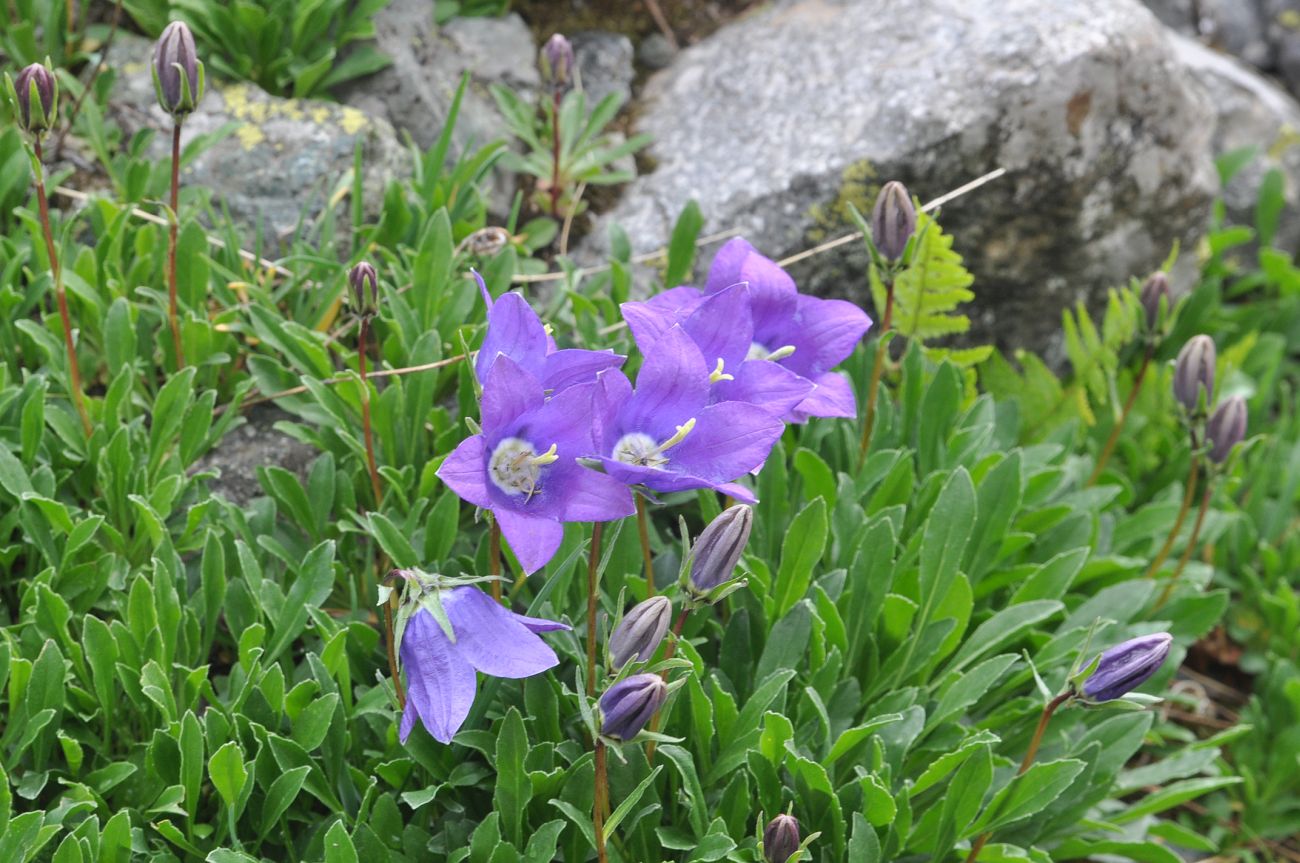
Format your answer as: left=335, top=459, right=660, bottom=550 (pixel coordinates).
left=399, top=584, right=569, bottom=743
left=621, top=239, right=871, bottom=422
left=1081, top=632, right=1173, bottom=702
left=474, top=270, right=624, bottom=393
left=592, top=326, right=784, bottom=504
left=438, top=354, right=635, bottom=574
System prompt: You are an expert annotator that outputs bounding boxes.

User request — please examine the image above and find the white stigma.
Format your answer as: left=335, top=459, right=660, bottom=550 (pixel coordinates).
left=488, top=437, right=557, bottom=500
left=613, top=419, right=696, bottom=469
left=747, top=342, right=796, bottom=362
left=709, top=358, right=734, bottom=384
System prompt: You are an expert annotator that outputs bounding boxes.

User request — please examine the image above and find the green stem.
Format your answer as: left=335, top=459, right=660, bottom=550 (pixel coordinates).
left=856, top=279, right=894, bottom=470
left=1146, top=443, right=1201, bottom=579
left=1087, top=343, right=1154, bottom=487
left=358, top=316, right=383, bottom=507
left=32, top=137, right=92, bottom=437
left=645, top=609, right=689, bottom=763
left=489, top=519, right=503, bottom=602
left=1155, top=481, right=1213, bottom=610
left=635, top=494, right=655, bottom=596
left=167, top=120, right=186, bottom=369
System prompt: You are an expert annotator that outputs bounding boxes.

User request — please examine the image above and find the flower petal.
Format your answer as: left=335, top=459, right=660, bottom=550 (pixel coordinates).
left=543, top=349, right=625, bottom=393
left=704, top=237, right=756, bottom=293
left=790, top=371, right=857, bottom=422
left=560, top=464, right=636, bottom=522
left=480, top=355, right=545, bottom=442
left=683, top=284, right=753, bottom=369
left=512, top=611, right=572, bottom=634
left=621, top=287, right=704, bottom=353
left=621, top=326, right=709, bottom=438
left=400, top=609, right=477, bottom=744
left=443, top=586, right=563, bottom=678
left=714, top=480, right=759, bottom=505
left=733, top=250, right=798, bottom=343
left=495, top=508, right=565, bottom=575
left=436, top=435, right=492, bottom=509
left=667, top=401, right=784, bottom=481
left=782, top=295, right=871, bottom=378
left=476, top=292, right=549, bottom=383
left=714, top=360, right=815, bottom=416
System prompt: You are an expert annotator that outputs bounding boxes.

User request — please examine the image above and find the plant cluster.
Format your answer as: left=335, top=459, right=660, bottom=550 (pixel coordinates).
left=0, top=15, right=1297, bottom=863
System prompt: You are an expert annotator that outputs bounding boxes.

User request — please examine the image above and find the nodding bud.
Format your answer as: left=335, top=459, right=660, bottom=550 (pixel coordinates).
left=1173, top=335, right=1215, bottom=413
left=349, top=262, right=379, bottom=315
left=689, top=505, right=753, bottom=596
left=1081, top=633, right=1173, bottom=702
left=871, top=180, right=916, bottom=262
left=1206, top=395, right=1247, bottom=464
left=7, top=62, right=58, bottom=135
left=608, top=596, right=672, bottom=668
left=153, top=21, right=205, bottom=119
left=763, top=814, right=801, bottom=863
left=540, top=33, right=575, bottom=92
left=1139, top=271, right=1171, bottom=330
left=465, top=226, right=511, bottom=258
left=599, top=673, right=667, bottom=741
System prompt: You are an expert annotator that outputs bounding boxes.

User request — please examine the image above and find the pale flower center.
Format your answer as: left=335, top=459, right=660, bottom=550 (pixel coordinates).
left=746, top=342, right=796, bottom=362
left=489, top=437, right=558, bottom=500
left=613, top=419, right=696, bottom=470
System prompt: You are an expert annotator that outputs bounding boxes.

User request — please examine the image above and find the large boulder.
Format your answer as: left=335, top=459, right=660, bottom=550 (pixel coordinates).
left=583, top=0, right=1218, bottom=355
left=107, top=33, right=408, bottom=252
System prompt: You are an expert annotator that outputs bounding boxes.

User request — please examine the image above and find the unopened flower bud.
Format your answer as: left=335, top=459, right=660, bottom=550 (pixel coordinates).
left=763, top=814, right=801, bottom=863
left=1081, top=633, right=1172, bottom=702
left=871, top=180, right=916, bottom=262
left=599, top=673, right=667, bottom=740
left=349, top=261, right=379, bottom=315
left=609, top=596, right=671, bottom=668
left=540, top=34, right=575, bottom=92
left=1173, top=335, right=1215, bottom=412
left=7, top=62, right=58, bottom=135
left=465, top=226, right=511, bottom=257
left=1206, top=395, right=1246, bottom=464
left=1139, top=271, right=1171, bottom=330
left=689, top=505, right=753, bottom=595
left=153, top=21, right=205, bottom=119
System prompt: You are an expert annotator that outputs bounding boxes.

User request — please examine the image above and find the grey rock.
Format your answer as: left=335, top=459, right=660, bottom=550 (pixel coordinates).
left=1144, top=0, right=1272, bottom=68
left=1173, top=32, right=1300, bottom=249
left=106, top=33, right=408, bottom=252
left=573, top=31, right=636, bottom=107
left=584, top=0, right=1217, bottom=356
left=1144, top=0, right=1196, bottom=31
left=638, top=33, right=677, bottom=71
left=196, top=407, right=317, bottom=507
left=338, top=0, right=538, bottom=202
left=1265, top=0, right=1300, bottom=93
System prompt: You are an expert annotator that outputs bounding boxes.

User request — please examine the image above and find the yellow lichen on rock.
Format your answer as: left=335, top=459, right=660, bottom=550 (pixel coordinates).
left=237, top=124, right=266, bottom=150
left=806, top=159, right=880, bottom=244
left=339, top=107, right=368, bottom=135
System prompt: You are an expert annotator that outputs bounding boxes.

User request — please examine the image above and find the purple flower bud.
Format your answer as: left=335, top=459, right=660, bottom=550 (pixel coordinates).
left=349, top=261, right=379, bottom=315
left=689, top=505, right=753, bottom=595
left=599, top=673, right=667, bottom=740
left=1206, top=395, right=1247, bottom=464
left=1081, top=633, right=1173, bottom=702
left=1173, top=335, right=1215, bottom=413
left=540, top=34, right=575, bottom=92
left=1139, top=271, right=1171, bottom=330
left=8, top=62, right=58, bottom=135
left=608, top=596, right=671, bottom=668
left=763, top=814, right=801, bottom=863
left=153, top=21, right=204, bottom=118
left=871, top=180, right=916, bottom=262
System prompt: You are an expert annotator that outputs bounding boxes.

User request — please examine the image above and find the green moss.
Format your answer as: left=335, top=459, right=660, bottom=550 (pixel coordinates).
left=806, top=158, right=881, bottom=244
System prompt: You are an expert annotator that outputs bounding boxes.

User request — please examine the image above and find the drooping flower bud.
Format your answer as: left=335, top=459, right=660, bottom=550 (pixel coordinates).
left=152, top=21, right=205, bottom=119
left=871, top=180, right=916, bottom=262
left=6, top=62, right=58, bottom=135
left=689, top=505, right=753, bottom=596
left=1081, top=633, right=1173, bottom=702
left=1205, top=395, right=1247, bottom=464
left=465, top=226, right=511, bottom=258
left=608, top=596, right=671, bottom=668
left=539, top=34, right=575, bottom=93
left=349, top=261, right=379, bottom=316
left=599, top=673, right=667, bottom=740
left=763, top=814, right=801, bottom=863
left=1139, top=271, right=1171, bottom=330
left=1173, top=335, right=1215, bottom=413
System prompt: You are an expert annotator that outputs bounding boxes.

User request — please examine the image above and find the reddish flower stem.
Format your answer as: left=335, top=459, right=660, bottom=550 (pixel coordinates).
left=358, top=316, right=383, bottom=508
left=1087, top=343, right=1155, bottom=487
left=1146, top=440, right=1201, bottom=580
left=594, top=740, right=609, bottom=863
left=167, top=121, right=186, bottom=369
left=636, top=494, right=655, bottom=597
left=1155, top=481, right=1213, bottom=609
left=644, top=609, right=689, bottom=763
left=32, top=138, right=92, bottom=437
left=856, top=279, right=895, bottom=470
left=489, top=520, right=503, bottom=602
left=549, top=90, right=563, bottom=218
left=384, top=594, right=405, bottom=709
left=586, top=521, right=604, bottom=697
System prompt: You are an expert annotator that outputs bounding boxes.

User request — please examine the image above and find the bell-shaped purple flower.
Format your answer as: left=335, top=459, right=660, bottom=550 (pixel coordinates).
left=592, top=326, right=783, bottom=504
left=438, top=355, right=635, bottom=574
left=1206, top=395, right=1247, bottom=464
left=399, top=585, right=570, bottom=743
left=599, top=673, right=667, bottom=740
left=473, top=270, right=624, bottom=393
left=1081, top=633, right=1173, bottom=702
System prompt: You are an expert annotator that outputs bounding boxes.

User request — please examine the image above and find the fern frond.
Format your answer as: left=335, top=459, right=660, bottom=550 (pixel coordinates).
left=870, top=211, right=975, bottom=342
left=1062, top=287, right=1142, bottom=422
left=981, top=349, right=1090, bottom=439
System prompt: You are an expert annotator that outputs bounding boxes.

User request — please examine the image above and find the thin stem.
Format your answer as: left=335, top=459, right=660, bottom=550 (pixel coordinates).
left=635, top=494, right=655, bottom=597
left=644, top=609, right=689, bottom=763
left=594, top=740, right=609, bottom=863
left=358, top=317, right=384, bottom=507
left=548, top=89, right=563, bottom=219
left=586, top=521, right=604, bottom=697
left=1146, top=447, right=1201, bottom=579
left=53, top=0, right=124, bottom=159
left=1156, top=481, right=1214, bottom=609
left=32, top=137, right=92, bottom=437
left=1087, top=343, right=1155, bottom=487
left=384, top=593, right=405, bottom=708
left=856, top=280, right=895, bottom=470
left=167, top=121, right=186, bottom=369
left=965, top=692, right=1072, bottom=863
left=489, top=520, right=503, bottom=602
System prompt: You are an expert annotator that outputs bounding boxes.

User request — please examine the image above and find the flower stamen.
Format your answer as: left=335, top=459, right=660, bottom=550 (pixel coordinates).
left=709, top=358, right=734, bottom=384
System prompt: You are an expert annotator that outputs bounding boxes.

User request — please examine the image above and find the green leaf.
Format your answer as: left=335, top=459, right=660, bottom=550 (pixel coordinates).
left=494, top=707, right=530, bottom=847
left=323, top=820, right=359, bottom=863
left=265, top=540, right=336, bottom=662
left=873, top=211, right=976, bottom=342
left=207, top=741, right=248, bottom=811
left=259, top=766, right=311, bottom=837
left=969, top=758, right=1086, bottom=835
left=664, top=200, right=704, bottom=287
left=602, top=764, right=662, bottom=840
left=773, top=498, right=828, bottom=617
